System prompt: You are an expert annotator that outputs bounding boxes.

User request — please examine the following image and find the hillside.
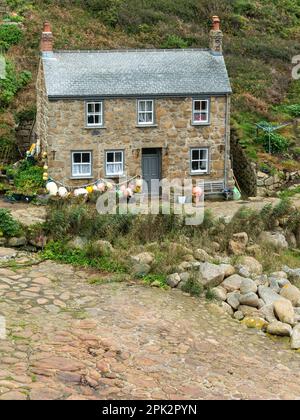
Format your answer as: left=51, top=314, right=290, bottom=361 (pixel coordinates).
left=1, top=0, right=300, bottom=171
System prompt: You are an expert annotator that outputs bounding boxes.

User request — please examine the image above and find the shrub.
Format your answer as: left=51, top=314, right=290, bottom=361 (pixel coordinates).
left=0, top=208, right=22, bottom=237
left=161, top=35, right=189, bottom=49
left=181, top=273, right=203, bottom=297
left=0, top=61, right=31, bottom=108
left=0, top=24, right=23, bottom=51
left=259, top=132, right=290, bottom=155
left=13, top=160, right=44, bottom=195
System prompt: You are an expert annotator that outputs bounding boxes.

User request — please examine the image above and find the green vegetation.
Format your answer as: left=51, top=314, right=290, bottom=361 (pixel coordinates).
left=5, top=159, right=44, bottom=196
left=0, top=24, right=23, bottom=51
left=0, top=61, right=31, bottom=108
left=0, top=208, right=22, bottom=237
left=42, top=240, right=128, bottom=273
left=181, top=274, right=203, bottom=297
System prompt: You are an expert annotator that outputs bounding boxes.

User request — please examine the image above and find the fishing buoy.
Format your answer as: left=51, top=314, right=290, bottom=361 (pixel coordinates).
left=74, top=188, right=88, bottom=197
left=46, top=181, right=58, bottom=196
left=58, top=187, right=68, bottom=198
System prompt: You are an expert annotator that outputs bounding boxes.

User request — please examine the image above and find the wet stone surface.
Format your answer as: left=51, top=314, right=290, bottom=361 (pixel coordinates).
left=0, top=259, right=299, bottom=400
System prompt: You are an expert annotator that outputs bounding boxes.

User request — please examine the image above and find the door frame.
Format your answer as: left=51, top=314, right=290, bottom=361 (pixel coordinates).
left=142, top=148, right=162, bottom=195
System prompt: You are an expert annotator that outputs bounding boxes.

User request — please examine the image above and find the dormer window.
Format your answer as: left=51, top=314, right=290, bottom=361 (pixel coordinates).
left=192, top=99, right=210, bottom=125
left=137, top=100, right=154, bottom=125
left=86, top=101, right=103, bottom=127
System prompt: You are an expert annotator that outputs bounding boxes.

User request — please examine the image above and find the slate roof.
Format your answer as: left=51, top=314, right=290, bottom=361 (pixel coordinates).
left=42, top=49, right=232, bottom=99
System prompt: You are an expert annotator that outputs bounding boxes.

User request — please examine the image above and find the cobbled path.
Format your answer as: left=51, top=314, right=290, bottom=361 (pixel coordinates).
left=0, top=258, right=300, bottom=400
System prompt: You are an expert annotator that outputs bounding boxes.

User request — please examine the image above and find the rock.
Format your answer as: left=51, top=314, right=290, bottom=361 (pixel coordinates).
left=131, top=252, right=154, bottom=266
left=221, top=302, right=234, bottom=316
left=283, top=266, right=300, bottom=287
left=219, top=264, right=235, bottom=278
left=194, top=249, right=212, bottom=262
left=259, top=231, right=288, bottom=250
left=257, top=299, right=265, bottom=309
left=254, top=275, right=269, bottom=287
left=273, top=299, right=295, bottom=326
left=67, top=236, right=87, bottom=250
left=178, top=272, right=190, bottom=289
left=277, top=279, right=291, bottom=288
left=151, top=280, right=161, bottom=288
left=132, top=263, right=151, bottom=278
left=246, top=244, right=262, bottom=258
left=286, top=231, right=297, bottom=248
left=291, top=325, right=300, bottom=350
left=268, top=278, right=280, bottom=294
left=166, top=273, right=181, bottom=288
left=227, top=292, right=240, bottom=310
left=211, top=242, right=221, bottom=252
left=271, top=271, right=288, bottom=280
left=234, top=311, right=244, bottom=321
left=228, top=232, right=248, bottom=256
left=0, top=247, right=17, bottom=260
left=211, top=286, right=227, bottom=301
left=29, top=235, right=47, bottom=248
left=241, top=317, right=268, bottom=330
left=240, top=278, right=257, bottom=295
left=238, top=305, right=259, bottom=317
left=0, top=238, right=6, bottom=246
left=221, top=274, right=244, bottom=292
left=235, top=265, right=251, bottom=278
left=267, top=321, right=292, bottom=337
left=238, top=256, right=263, bottom=277
left=258, top=304, right=277, bottom=323
left=258, top=286, right=282, bottom=305
left=7, top=237, right=27, bottom=247
left=177, top=262, right=192, bottom=273
left=280, top=284, right=300, bottom=307
left=95, top=240, right=114, bottom=255
left=198, top=262, right=225, bottom=288
left=239, top=292, right=260, bottom=308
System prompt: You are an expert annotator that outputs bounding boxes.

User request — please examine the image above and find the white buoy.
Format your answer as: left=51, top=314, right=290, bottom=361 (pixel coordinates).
left=58, top=187, right=68, bottom=198
left=46, top=181, right=58, bottom=196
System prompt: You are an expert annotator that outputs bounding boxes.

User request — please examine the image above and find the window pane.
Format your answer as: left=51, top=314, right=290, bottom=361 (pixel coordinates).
left=139, top=101, right=145, bottom=112
left=194, top=101, right=201, bottom=111
left=200, top=149, right=207, bottom=160
left=192, top=161, right=199, bottom=171
left=201, top=101, right=208, bottom=111
left=88, top=103, right=94, bottom=113
left=139, top=113, right=146, bottom=123
left=94, top=115, right=100, bottom=125
left=146, top=101, right=153, bottom=111
left=115, top=152, right=122, bottom=163
left=146, top=113, right=153, bottom=123
left=95, top=103, right=101, bottom=113
left=107, top=152, right=114, bottom=163
left=88, top=115, right=94, bottom=125
left=192, top=150, right=199, bottom=160
left=200, top=112, right=208, bottom=121
left=73, top=153, right=81, bottom=163
left=82, top=153, right=90, bottom=163
left=200, top=161, right=207, bottom=171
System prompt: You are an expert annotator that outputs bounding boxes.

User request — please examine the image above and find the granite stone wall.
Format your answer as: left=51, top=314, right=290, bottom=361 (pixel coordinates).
left=36, top=65, right=233, bottom=188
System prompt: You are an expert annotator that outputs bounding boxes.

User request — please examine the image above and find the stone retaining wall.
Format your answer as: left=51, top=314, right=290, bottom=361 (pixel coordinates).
left=257, top=170, right=300, bottom=196
left=230, top=129, right=257, bottom=197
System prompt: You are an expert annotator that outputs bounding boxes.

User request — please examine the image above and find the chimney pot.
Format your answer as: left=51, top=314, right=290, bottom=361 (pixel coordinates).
left=41, top=21, right=53, bottom=56
left=43, top=22, right=52, bottom=33
left=210, top=16, right=223, bottom=55
left=212, top=16, right=221, bottom=31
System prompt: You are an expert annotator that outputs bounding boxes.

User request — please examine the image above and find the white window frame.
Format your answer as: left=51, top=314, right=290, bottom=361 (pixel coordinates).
left=137, top=99, right=154, bottom=126
left=86, top=101, right=103, bottom=127
left=190, top=148, right=209, bottom=174
left=71, top=151, right=92, bottom=178
left=106, top=150, right=124, bottom=177
left=192, top=99, right=210, bottom=125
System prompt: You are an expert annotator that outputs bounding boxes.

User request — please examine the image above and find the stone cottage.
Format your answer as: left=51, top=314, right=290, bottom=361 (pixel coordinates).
left=36, top=17, right=233, bottom=194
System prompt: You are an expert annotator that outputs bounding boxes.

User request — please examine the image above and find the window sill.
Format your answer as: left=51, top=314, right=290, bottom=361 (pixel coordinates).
left=85, top=126, right=107, bottom=130
left=190, top=172, right=210, bottom=176
left=70, top=176, right=94, bottom=180
left=191, top=123, right=210, bottom=127
left=136, top=124, right=158, bottom=128
left=105, top=175, right=125, bottom=179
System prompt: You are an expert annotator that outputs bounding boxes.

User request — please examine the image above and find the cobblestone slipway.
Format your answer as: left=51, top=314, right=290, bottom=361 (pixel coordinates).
left=0, top=253, right=299, bottom=400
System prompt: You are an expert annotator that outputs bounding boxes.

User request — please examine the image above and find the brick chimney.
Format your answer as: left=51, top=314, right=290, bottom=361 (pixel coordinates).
left=40, top=22, right=53, bottom=57
left=209, top=16, right=223, bottom=55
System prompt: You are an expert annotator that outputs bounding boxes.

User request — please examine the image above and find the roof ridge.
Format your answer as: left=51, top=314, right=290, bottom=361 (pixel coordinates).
left=53, top=48, right=210, bottom=54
